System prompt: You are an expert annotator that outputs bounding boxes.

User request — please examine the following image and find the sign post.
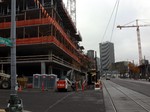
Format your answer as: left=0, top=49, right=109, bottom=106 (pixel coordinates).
left=5, top=0, right=23, bottom=111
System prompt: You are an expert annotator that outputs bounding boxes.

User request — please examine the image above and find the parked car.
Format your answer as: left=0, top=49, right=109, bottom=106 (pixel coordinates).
left=106, top=75, right=111, bottom=80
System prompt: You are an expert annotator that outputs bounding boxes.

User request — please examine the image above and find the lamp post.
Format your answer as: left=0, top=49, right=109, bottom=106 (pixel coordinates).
left=6, top=0, right=23, bottom=111
left=95, top=51, right=98, bottom=83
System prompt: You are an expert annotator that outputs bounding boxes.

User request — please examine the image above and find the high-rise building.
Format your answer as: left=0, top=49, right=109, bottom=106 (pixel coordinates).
left=87, top=50, right=95, bottom=59
left=99, top=41, right=115, bottom=72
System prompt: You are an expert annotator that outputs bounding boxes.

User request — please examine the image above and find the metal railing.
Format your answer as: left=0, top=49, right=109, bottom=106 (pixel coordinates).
left=0, top=54, right=81, bottom=71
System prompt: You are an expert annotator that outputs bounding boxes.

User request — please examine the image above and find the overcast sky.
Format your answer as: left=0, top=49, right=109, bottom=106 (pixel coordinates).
left=64, top=0, right=150, bottom=64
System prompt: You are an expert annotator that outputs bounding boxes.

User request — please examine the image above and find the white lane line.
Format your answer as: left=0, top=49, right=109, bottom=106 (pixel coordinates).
left=23, top=110, right=32, bottom=112
left=44, top=92, right=74, bottom=112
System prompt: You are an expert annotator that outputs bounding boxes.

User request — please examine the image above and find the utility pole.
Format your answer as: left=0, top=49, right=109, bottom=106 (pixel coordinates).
left=11, top=0, right=17, bottom=96
left=95, top=51, right=98, bottom=83
left=6, top=0, right=23, bottom=111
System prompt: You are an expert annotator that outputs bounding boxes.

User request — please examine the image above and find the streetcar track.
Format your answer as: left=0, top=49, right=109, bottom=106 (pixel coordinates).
left=104, top=80, right=150, bottom=112
left=110, top=81, right=150, bottom=112
left=103, top=81, right=118, bottom=112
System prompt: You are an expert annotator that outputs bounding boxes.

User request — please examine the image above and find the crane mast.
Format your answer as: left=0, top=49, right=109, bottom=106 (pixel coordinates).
left=67, top=0, right=76, bottom=26
left=136, top=20, right=142, bottom=65
left=117, top=19, right=150, bottom=65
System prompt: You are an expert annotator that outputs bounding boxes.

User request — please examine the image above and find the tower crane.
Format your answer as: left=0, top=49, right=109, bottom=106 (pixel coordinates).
left=117, top=19, right=150, bottom=65
left=67, top=0, right=76, bottom=26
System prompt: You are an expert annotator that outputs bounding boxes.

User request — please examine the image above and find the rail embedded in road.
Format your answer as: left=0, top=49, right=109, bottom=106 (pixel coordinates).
left=103, top=80, right=150, bottom=112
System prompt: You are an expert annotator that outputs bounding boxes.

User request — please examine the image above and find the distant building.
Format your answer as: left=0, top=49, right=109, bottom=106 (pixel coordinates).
left=87, top=50, right=95, bottom=59
left=99, top=41, right=115, bottom=72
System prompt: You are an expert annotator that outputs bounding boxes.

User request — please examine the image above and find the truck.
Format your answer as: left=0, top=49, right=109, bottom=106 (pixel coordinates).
left=0, top=72, right=11, bottom=89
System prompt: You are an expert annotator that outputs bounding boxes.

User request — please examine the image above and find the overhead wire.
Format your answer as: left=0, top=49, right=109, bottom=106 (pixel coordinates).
left=110, top=0, right=120, bottom=42
left=101, top=0, right=119, bottom=43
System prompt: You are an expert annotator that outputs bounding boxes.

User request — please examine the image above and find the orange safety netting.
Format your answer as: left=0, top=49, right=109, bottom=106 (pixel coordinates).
left=16, top=36, right=80, bottom=63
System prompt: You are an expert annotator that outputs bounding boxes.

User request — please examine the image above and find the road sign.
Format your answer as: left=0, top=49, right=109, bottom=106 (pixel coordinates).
left=0, top=37, right=12, bottom=46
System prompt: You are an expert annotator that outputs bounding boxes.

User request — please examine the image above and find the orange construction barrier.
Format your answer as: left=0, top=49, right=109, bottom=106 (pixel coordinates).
left=99, top=81, right=103, bottom=90
left=76, top=81, right=78, bottom=92
left=42, top=82, right=44, bottom=92
left=82, top=83, right=84, bottom=92
left=18, top=85, right=22, bottom=92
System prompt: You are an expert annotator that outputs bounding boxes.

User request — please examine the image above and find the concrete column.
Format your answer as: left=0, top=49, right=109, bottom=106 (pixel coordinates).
left=51, top=0, right=54, bottom=6
left=26, top=0, right=28, bottom=10
left=39, top=9, right=41, bottom=19
left=48, top=66, right=53, bottom=74
left=41, top=62, right=46, bottom=74
left=23, top=27, right=25, bottom=38
left=48, top=50, right=52, bottom=60
left=42, top=0, right=44, bottom=6
left=38, top=26, right=39, bottom=37
left=60, top=69, right=64, bottom=78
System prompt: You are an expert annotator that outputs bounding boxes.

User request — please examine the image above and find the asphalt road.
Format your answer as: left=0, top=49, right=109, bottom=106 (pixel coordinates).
left=0, top=89, right=105, bottom=112
left=111, top=78, right=150, bottom=97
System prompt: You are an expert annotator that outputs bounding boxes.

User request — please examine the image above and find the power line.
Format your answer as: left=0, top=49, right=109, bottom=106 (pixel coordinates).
left=101, top=0, right=120, bottom=43
left=110, top=0, right=120, bottom=42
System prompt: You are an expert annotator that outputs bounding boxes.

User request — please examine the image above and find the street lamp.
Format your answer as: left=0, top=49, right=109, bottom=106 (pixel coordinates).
left=5, top=0, right=23, bottom=111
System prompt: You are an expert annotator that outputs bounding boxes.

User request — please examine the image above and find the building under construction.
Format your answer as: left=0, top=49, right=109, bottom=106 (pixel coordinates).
left=0, top=0, right=91, bottom=81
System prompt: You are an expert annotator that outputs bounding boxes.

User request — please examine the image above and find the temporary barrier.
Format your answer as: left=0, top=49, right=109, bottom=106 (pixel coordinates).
left=82, top=80, right=87, bottom=92
left=75, top=81, right=82, bottom=91
left=47, top=74, right=57, bottom=89
left=33, top=74, right=40, bottom=88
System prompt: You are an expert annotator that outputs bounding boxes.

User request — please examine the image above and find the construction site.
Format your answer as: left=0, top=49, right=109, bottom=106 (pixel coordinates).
left=0, top=0, right=95, bottom=85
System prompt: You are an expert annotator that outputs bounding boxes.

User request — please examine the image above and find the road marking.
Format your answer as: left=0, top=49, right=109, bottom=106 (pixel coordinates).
left=44, top=92, right=74, bottom=112
left=23, top=110, right=32, bottom=112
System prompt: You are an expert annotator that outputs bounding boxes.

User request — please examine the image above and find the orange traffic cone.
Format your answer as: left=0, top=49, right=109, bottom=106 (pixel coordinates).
left=42, top=82, right=44, bottom=92
left=18, top=85, right=22, bottom=92
left=100, top=81, right=102, bottom=90
left=76, top=82, right=78, bottom=92
left=82, top=83, right=84, bottom=92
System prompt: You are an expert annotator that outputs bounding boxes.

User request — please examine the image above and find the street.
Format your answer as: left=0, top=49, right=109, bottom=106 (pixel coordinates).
left=1, top=78, right=150, bottom=112
left=0, top=89, right=105, bottom=112
left=111, top=78, right=150, bottom=97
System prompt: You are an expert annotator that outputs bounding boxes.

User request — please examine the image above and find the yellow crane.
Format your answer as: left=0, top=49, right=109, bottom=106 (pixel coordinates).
left=117, top=19, right=150, bottom=65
